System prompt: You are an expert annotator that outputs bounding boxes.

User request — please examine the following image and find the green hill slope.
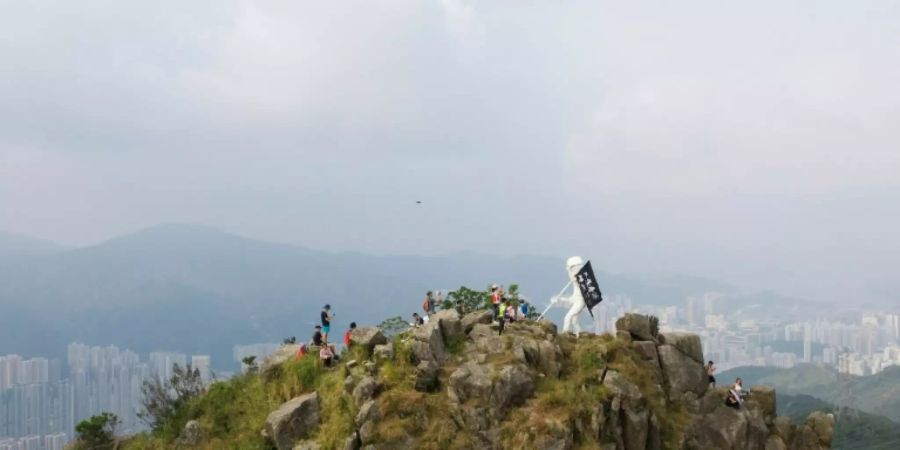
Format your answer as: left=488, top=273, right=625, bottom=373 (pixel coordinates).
left=779, top=394, right=900, bottom=450
left=720, top=364, right=900, bottom=423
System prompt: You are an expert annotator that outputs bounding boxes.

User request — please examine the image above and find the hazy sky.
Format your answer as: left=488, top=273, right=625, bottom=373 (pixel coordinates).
left=1, top=1, right=898, bottom=302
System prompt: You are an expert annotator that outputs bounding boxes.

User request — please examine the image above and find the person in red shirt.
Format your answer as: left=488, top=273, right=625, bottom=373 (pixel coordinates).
left=344, top=322, right=356, bottom=350
left=490, top=285, right=502, bottom=322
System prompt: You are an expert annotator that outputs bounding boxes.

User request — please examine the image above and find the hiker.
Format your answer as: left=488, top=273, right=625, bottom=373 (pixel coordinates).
left=519, top=302, right=529, bottom=320
left=725, top=377, right=745, bottom=409
left=412, top=312, right=425, bottom=327
left=498, top=298, right=509, bottom=335
left=312, top=325, right=324, bottom=347
left=436, top=290, right=444, bottom=308
left=422, top=291, right=436, bottom=317
left=321, top=304, right=334, bottom=343
left=490, top=285, right=502, bottom=322
left=706, top=361, right=716, bottom=387
left=505, top=303, right=517, bottom=323
left=320, top=344, right=335, bottom=367
left=455, top=299, right=466, bottom=316
left=344, top=322, right=357, bottom=350
left=296, top=343, right=308, bottom=359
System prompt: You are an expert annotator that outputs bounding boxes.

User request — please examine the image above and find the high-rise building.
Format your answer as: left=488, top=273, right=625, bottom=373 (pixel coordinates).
left=44, top=433, right=67, bottom=450
left=803, top=323, right=812, bottom=363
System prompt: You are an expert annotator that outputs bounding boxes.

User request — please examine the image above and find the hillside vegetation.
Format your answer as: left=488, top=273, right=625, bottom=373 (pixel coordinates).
left=102, top=311, right=834, bottom=450
left=778, top=394, right=900, bottom=450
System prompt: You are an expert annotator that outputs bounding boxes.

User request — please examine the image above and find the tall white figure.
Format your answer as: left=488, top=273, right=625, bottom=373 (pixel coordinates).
left=537, top=255, right=589, bottom=336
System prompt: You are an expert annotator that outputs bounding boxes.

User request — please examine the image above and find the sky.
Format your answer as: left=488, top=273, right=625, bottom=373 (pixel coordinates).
left=1, top=1, right=898, bottom=302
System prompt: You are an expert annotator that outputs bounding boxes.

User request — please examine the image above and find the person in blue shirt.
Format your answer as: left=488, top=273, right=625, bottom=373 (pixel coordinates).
left=321, top=304, right=334, bottom=343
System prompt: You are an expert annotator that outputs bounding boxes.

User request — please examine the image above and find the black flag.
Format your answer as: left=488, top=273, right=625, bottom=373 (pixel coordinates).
left=575, top=261, right=603, bottom=318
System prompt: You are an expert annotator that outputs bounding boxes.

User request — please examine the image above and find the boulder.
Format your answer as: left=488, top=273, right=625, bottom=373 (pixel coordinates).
left=633, top=341, right=659, bottom=361
left=411, top=320, right=446, bottom=363
left=748, top=385, right=776, bottom=421
left=176, top=419, right=202, bottom=447
left=414, top=360, right=440, bottom=392
left=432, top=308, right=464, bottom=341
left=657, top=344, right=707, bottom=398
left=461, top=310, right=493, bottom=334
left=691, top=404, right=769, bottom=450
left=536, top=319, right=558, bottom=336
left=355, top=400, right=379, bottom=428
left=448, top=362, right=493, bottom=405
left=373, top=343, right=394, bottom=362
left=773, top=416, right=793, bottom=442
left=616, top=330, right=632, bottom=343
left=350, top=327, right=388, bottom=353
left=657, top=332, right=704, bottom=364
left=794, top=411, right=835, bottom=449
left=263, top=392, right=320, bottom=450
left=352, top=376, right=378, bottom=406
left=615, top=313, right=654, bottom=341
left=261, top=344, right=302, bottom=379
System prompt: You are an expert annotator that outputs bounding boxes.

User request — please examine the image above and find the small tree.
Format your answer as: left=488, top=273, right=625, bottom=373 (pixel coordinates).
left=75, top=412, right=119, bottom=449
left=447, top=286, right=492, bottom=312
left=139, top=363, right=205, bottom=431
left=378, top=316, right=410, bottom=338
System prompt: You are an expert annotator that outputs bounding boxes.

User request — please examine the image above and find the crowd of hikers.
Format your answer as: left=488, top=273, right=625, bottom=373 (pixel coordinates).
left=412, top=285, right=531, bottom=336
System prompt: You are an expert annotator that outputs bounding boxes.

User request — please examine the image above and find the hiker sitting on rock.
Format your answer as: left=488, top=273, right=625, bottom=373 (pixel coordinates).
left=412, top=312, right=425, bottom=327
left=725, top=377, right=746, bottom=409
left=319, top=344, right=335, bottom=367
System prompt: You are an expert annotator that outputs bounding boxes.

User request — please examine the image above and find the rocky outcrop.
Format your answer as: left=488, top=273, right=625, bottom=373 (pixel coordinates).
left=263, top=392, right=320, bottom=450
left=658, top=332, right=704, bottom=364
left=461, top=309, right=493, bottom=332
left=791, top=411, right=835, bottom=450
left=255, top=311, right=833, bottom=450
left=616, top=313, right=655, bottom=342
left=350, top=327, right=388, bottom=353
left=414, top=360, right=440, bottom=392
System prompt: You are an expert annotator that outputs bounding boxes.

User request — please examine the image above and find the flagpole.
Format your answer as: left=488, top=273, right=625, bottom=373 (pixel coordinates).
left=537, top=279, right=573, bottom=321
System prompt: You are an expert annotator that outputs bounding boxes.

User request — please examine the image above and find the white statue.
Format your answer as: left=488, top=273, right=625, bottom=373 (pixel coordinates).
left=539, top=256, right=588, bottom=335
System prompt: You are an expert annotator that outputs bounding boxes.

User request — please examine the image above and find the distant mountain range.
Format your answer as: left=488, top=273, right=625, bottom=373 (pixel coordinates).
left=0, top=231, right=69, bottom=260
left=720, top=364, right=900, bottom=423
left=0, top=224, right=733, bottom=368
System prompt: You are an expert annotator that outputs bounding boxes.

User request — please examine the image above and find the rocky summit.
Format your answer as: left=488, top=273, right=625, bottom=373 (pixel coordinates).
left=159, top=311, right=834, bottom=450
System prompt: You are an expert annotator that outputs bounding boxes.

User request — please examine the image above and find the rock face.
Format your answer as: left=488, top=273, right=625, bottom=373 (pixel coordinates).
left=461, top=309, right=493, bottom=333
left=414, top=360, right=440, bottom=392
left=658, top=332, right=704, bottom=364
left=350, top=327, right=388, bottom=352
left=263, top=392, right=320, bottom=450
left=616, top=313, right=655, bottom=341
left=255, top=311, right=833, bottom=450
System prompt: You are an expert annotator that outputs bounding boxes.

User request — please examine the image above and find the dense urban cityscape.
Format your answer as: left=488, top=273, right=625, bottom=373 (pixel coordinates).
left=2, top=293, right=899, bottom=449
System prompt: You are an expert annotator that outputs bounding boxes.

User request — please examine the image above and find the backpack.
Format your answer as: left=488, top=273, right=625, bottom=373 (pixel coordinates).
left=423, top=298, right=430, bottom=312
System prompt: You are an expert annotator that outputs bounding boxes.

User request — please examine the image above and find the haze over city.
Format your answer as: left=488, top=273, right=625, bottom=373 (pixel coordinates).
left=2, top=1, right=899, bottom=304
